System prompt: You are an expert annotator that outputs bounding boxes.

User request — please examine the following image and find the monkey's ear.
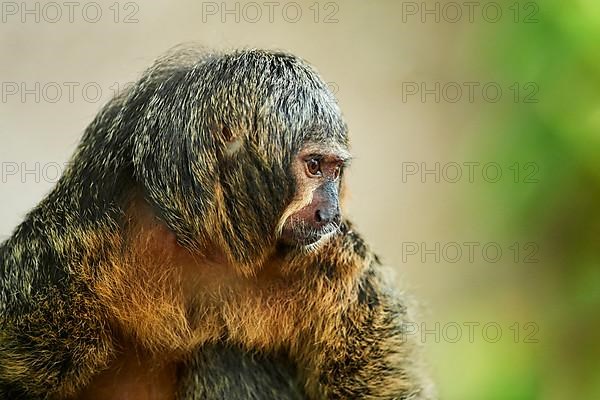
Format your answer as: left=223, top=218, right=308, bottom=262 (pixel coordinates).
left=221, top=124, right=244, bottom=156
left=222, top=125, right=235, bottom=141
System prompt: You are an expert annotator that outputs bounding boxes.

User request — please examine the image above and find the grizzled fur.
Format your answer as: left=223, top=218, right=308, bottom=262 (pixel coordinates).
left=0, top=48, right=435, bottom=399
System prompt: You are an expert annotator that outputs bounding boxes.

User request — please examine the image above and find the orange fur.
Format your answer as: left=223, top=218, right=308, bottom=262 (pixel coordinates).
left=91, top=198, right=364, bottom=364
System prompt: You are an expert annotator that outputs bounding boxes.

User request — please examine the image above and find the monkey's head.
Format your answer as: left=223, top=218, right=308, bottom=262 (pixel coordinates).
left=86, top=47, right=349, bottom=275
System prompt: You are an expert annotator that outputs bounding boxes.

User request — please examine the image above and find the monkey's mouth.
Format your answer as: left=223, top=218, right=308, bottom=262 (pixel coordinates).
left=280, top=222, right=340, bottom=248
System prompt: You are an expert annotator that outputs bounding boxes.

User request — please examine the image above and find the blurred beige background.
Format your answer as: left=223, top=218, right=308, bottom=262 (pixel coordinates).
left=0, top=1, right=555, bottom=399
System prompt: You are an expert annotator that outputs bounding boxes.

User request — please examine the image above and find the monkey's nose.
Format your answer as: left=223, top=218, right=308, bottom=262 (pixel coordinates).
left=315, top=209, right=340, bottom=226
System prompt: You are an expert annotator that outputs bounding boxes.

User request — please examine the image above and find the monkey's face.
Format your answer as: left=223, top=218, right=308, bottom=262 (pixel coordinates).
left=277, top=143, right=351, bottom=249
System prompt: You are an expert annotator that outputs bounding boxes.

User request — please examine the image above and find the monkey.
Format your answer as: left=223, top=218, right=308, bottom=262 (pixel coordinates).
left=0, top=47, right=435, bottom=399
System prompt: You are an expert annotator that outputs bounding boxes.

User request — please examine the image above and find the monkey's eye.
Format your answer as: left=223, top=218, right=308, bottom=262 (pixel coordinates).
left=306, top=158, right=322, bottom=177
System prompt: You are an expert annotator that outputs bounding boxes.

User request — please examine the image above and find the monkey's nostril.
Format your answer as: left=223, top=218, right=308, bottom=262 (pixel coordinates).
left=315, top=210, right=323, bottom=223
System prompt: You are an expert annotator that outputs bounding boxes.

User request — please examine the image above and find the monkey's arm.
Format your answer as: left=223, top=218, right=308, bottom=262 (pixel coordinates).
left=303, top=223, right=436, bottom=400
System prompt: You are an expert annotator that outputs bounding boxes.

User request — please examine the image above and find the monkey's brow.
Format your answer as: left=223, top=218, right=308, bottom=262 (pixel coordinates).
left=333, top=150, right=353, bottom=165
left=307, top=153, right=352, bottom=165
left=301, top=143, right=352, bottom=163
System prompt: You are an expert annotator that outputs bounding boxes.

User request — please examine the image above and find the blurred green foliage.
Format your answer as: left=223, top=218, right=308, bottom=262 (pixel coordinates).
left=466, top=1, right=600, bottom=399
